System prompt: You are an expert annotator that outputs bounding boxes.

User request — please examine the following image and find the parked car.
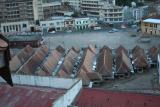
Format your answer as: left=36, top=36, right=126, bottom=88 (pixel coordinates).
left=112, top=28, right=119, bottom=32
left=49, top=31, right=55, bottom=33
left=66, top=30, right=72, bottom=33
left=108, top=30, right=114, bottom=33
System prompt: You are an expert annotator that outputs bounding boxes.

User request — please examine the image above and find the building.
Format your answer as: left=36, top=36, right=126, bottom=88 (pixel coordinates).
left=62, top=0, right=81, bottom=11
left=81, top=0, right=123, bottom=23
left=74, top=88, right=160, bottom=107
left=141, top=18, right=160, bottom=36
left=0, top=0, right=43, bottom=24
left=0, top=74, right=82, bottom=107
left=102, top=4, right=124, bottom=23
left=132, top=6, right=149, bottom=22
left=1, top=21, right=30, bottom=33
left=40, top=17, right=97, bottom=32
left=42, top=1, right=61, bottom=20
left=40, top=17, right=69, bottom=32
left=6, top=34, right=43, bottom=48
left=158, top=54, right=160, bottom=84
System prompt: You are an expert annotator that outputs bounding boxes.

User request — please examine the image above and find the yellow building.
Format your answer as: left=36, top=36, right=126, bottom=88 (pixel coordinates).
left=141, top=18, right=160, bottom=36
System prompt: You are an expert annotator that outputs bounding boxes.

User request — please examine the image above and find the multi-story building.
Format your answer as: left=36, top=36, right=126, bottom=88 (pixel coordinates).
left=102, top=4, right=123, bottom=23
left=141, top=18, right=160, bottom=36
left=81, top=0, right=103, bottom=20
left=0, top=0, right=43, bottom=24
left=81, top=0, right=123, bottom=23
left=132, top=6, right=149, bottom=22
left=42, top=2, right=61, bottom=20
left=62, top=0, right=81, bottom=11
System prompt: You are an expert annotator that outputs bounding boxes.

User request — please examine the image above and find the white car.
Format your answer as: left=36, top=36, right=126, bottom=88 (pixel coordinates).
left=112, top=28, right=119, bottom=32
left=108, top=30, right=114, bottom=33
left=66, top=30, right=72, bottom=33
left=49, top=31, right=55, bottom=33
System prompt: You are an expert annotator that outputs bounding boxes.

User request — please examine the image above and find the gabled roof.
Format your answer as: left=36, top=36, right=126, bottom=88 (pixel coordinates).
left=132, top=46, right=148, bottom=68
left=115, top=50, right=132, bottom=73
left=10, top=45, right=35, bottom=72
left=96, top=46, right=112, bottom=76
left=56, top=45, right=65, bottom=54
left=149, top=46, right=159, bottom=61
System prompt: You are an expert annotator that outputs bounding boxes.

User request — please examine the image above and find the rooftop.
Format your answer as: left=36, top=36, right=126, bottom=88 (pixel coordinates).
left=143, top=18, right=160, bottom=24
left=75, top=88, right=160, bottom=107
left=7, top=35, right=42, bottom=42
left=0, top=84, right=65, bottom=107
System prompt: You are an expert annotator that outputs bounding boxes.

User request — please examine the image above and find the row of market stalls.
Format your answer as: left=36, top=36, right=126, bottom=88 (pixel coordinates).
left=9, top=44, right=159, bottom=86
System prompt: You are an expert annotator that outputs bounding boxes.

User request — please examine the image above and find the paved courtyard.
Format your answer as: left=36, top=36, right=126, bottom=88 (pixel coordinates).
left=43, top=29, right=160, bottom=50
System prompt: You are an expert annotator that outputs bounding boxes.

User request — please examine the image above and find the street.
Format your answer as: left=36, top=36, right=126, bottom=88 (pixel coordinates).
left=43, top=29, right=160, bottom=50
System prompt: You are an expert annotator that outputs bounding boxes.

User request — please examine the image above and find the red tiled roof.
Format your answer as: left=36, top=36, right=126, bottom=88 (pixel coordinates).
left=75, top=88, right=160, bottom=107
left=0, top=38, right=8, bottom=50
left=0, top=84, right=65, bottom=107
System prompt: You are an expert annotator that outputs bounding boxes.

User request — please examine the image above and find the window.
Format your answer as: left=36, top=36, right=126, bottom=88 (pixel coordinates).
left=145, top=23, right=148, bottom=26
left=23, top=24, right=27, bottom=28
left=154, top=24, right=157, bottom=28
left=150, top=24, right=153, bottom=27
left=42, top=24, right=46, bottom=26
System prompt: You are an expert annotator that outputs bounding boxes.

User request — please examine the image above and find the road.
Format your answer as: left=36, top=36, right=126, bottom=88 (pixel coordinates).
left=43, top=29, right=160, bottom=50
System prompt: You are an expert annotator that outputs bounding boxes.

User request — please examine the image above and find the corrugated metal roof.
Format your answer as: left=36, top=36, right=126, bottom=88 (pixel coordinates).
left=149, top=46, right=159, bottom=62
left=57, top=48, right=79, bottom=77
left=10, top=45, right=35, bottom=72
left=75, top=88, right=160, bottom=107
left=96, top=46, right=112, bottom=77
left=132, top=46, right=148, bottom=68
left=0, top=84, right=65, bottom=107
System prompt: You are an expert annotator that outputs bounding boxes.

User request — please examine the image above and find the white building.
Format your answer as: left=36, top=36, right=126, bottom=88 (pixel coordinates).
left=1, top=21, right=30, bottom=34
left=132, top=6, right=149, bottom=22
left=102, top=3, right=124, bottom=23
left=40, top=17, right=69, bottom=32
left=81, top=0, right=123, bottom=23
left=40, top=17, right=97, bottom=32
left=75, top=17, right=97, bottom=30
left=158, top=54, right=160, bottom=84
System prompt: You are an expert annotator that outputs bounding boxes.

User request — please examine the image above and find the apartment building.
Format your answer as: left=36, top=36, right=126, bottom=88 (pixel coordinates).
left=0, top=0, right=43, bottom=24
left=81, top=0, right=123, bottom=23
left=81, top=0, right=103, bottom=20
left=42, top=2, right=61, bottom=20
left=102, top=4, right=124, bottom=23
left=62, top=0, right=81, bottom=11
left=133, top=6, right=149, bottom=22
left=141, top=18, right=160, bottom=36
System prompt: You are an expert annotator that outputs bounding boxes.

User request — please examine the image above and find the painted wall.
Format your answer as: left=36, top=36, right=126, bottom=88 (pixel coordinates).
left=0, top=74, right=80, bottom=89
left=158, top=54, right=160, bottom=84
left=53, top=80, right=82, bottom=107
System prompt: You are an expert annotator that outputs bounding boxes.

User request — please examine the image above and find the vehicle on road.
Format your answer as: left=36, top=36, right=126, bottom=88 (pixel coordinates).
left=112, top=28, right=119, bottom=32
left=66, top=30, right=72, bottom=33
left=108, top=30, right=114, bottom=33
